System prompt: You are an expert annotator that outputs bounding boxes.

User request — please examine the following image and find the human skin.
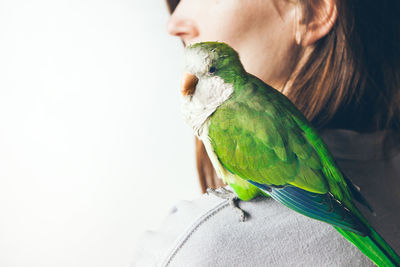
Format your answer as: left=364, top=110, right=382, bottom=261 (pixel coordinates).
left=166, top=0, right=337, bottom=92
left=166, top=0, right=300, bottom=91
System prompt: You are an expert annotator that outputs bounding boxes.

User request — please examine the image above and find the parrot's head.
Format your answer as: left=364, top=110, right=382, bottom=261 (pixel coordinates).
left=180, top=42, right=245, bottom=137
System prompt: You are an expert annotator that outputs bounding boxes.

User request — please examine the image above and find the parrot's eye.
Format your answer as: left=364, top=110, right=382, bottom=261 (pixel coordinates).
left=208, top=66, right=216, bottom=74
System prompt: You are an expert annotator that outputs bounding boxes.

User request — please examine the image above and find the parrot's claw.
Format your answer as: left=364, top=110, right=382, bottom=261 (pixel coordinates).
left=229, top=197, right=246, bottom=222
left=220, top=187, right=234, bottom=194
left=207, top=187, right=233, bottom=198
left=206, top=187, right=247, bottom=222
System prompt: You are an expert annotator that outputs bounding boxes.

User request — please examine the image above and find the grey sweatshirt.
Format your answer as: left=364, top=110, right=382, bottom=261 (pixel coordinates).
left=133, top=129, right=400, bottom=266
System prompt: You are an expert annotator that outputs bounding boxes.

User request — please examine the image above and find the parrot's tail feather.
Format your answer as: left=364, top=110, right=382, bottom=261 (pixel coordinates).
left=248, top=181, right=367, bottom=235
left=343, top=174, right=375, bottom=214
left=335, top=226, right=400, bottom=267
left=249, top=181, right=400, bottom=266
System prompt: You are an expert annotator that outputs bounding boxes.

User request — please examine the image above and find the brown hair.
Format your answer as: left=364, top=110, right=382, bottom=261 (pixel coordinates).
left=166, top=0, right=400, bottom=193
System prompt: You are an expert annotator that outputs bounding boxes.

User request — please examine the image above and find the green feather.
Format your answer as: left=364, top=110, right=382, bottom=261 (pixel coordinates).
left=186, top=42, right=400, bottom=266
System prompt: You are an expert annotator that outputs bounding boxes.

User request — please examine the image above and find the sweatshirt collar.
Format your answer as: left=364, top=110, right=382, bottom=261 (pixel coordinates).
left=319, top=129, right=400, bottom=161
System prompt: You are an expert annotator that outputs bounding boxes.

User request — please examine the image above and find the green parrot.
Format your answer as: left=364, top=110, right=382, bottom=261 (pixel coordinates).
left=180, top=41, right=400, bottom=266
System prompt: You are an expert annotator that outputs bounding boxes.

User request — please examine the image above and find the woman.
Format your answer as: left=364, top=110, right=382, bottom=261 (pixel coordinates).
left=134, top=0, right=400, bottom=266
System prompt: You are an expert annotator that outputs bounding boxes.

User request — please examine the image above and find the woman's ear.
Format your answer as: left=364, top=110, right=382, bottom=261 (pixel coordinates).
left=295, top=0, right=337, bottom=46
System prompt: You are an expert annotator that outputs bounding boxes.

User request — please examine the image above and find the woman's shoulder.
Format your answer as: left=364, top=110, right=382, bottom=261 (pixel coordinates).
left=133, top=189, right=373, bottom=267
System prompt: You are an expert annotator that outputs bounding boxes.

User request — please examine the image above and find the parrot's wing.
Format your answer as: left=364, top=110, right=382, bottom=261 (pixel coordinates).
left=208, top=82, right=366, bottom=234
left=209, top=83, right=330, bottom=192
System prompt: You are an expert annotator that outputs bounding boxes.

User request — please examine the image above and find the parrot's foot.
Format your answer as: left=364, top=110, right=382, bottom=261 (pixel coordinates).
left=206, top=187, right=246, bottom=222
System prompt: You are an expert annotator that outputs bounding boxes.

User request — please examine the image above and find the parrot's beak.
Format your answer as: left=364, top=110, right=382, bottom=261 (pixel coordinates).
left=180, top=72, right=199, bottom=97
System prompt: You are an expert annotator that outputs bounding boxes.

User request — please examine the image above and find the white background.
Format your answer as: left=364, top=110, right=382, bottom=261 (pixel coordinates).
left=0, top=1, right=200, bottom=266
